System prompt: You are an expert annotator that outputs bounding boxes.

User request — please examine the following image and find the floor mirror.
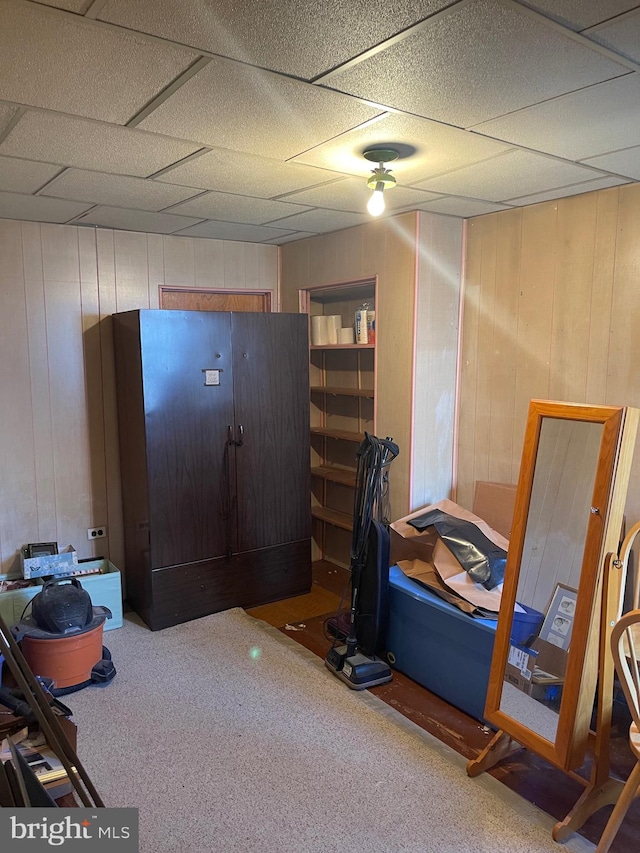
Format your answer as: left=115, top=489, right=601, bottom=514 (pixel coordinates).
left=469, top=400, right=638, bottom=780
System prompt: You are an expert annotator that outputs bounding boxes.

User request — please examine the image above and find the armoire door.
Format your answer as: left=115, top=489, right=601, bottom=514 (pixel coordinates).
left=141, top=310, right=235, bottom=568
left=231, top=313, right=311, bottom=553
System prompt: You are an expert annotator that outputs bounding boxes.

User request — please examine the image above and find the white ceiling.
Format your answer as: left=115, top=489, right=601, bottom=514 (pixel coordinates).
left=0, top=0, right=639, bottom=243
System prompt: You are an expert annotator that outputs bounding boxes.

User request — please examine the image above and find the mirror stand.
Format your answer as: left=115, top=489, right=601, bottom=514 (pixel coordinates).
left=468, top=522, right=640, bottom=841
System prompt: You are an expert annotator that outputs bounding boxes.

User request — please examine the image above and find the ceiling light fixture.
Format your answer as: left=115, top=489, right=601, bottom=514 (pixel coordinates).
left=364, top=148, right=399, bottom=217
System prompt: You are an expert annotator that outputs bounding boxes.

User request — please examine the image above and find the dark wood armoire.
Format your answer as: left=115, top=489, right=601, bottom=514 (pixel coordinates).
left=112, top=309, right=311, bottom=630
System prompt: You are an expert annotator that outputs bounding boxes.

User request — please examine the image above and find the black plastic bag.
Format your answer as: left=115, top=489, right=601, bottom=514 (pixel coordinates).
left=407, top=510, right=506, bottom=590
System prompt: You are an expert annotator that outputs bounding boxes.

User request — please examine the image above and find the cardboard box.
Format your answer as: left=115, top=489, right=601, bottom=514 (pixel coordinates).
left=504, top=638, right=567, bottom=699
left=0, top=559, right=123, bottom=631
left=390, top=498, right=497, bottom=568
left=21, top=546, right=78, bottom=580
left=472, top=481, right=517, bottom=539
left=504, top=643, right=538, bottom=693
left=532, top=636, right=567, bottom=679
left=389, top=519, right=437, bottom=567
left=390, top=495, right=511, bottom=569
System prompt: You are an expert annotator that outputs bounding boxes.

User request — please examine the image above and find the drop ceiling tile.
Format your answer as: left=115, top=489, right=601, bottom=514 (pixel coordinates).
left=138, top=55, right=383, bottom=159
left=388, top=186, right=447, bottom=209
left=173, top=221, right=296, bottom=242
left=0, top=0, right=197, bottom=123
left=0, top=102, right=19, bottom=136
left=581, top=147, right=640, bottom=181
left=412, top=196, right=512, bottom=217
left=293, top=112, right=513, bottom=183
left=584, top=9, right=640, bottom=63
left=265, top=208, right=371, bottom=233
left=156, top=148, right=344, bottom=197
left=32, top=1, right=88, bottom=10
left=0, top=156, right=62, bottom=193
left=0, top=111, right=203, bottom=177
left=324, top=0, right=630, bottom=128
left=473, top=73, right=640, bottom=160
left=98, top=0, right=451, bottom=79
left=506, top=175, right=630, bottom=206
left=280, top=177, right=442, bottom=213
left=166, top=191, right=311, bottom=224
left=263, top=231, right=317, bottom=244
left=0, top=191, right=92, bottom=223
left=413, top=150, right=608, bottom=201
left=521, top=1, right=640, bottom=30
left=40, top=169, right=202, bottom=211
left=72, top=206, right=203, bottom=234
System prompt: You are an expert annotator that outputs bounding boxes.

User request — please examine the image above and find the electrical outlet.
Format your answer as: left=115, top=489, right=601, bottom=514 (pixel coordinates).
left=87, top=526, right=107, bottom=540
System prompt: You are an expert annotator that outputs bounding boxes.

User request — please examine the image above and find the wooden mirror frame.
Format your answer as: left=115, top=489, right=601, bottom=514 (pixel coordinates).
left=483, top=400, right=638, bottom=771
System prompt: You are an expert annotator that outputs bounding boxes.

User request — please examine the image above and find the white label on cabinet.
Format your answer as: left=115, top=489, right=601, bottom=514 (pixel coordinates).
left=204, top=369, right=221, bottom=386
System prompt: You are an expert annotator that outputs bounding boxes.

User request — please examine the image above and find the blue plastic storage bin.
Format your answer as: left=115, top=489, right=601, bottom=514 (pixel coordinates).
left=76, top=560, right=123, bottom=631
left=387, top=564, right=497, bottom=722
left=511, top=603, right=544, bottom=646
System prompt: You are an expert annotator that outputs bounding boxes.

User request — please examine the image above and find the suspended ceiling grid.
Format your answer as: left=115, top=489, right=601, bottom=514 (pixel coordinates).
left=0, top=0, right=639, bottom=242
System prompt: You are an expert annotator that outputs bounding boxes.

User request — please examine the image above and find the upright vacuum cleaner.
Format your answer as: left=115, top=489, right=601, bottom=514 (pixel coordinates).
left=325, top=432, right=399, bottom=689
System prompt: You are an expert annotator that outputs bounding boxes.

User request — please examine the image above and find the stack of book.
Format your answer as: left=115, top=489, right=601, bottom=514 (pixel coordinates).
left=1, top=729, right=74, bottom=800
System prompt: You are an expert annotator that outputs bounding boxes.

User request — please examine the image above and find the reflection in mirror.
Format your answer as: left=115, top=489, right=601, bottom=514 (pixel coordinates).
left=499, top=418, right=603, bottom=742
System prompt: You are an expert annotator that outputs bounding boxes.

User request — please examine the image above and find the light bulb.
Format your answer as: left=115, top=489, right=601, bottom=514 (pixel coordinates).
left=367, top=185, right=385, bottom=216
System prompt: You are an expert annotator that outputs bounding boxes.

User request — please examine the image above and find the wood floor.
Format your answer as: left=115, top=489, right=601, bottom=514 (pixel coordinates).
left=248, top=561, right=640, bottom=852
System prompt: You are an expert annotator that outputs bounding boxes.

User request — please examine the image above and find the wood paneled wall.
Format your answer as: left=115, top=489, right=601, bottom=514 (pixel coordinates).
left=458, top=183, right=640, bottom=527
left=0, top=219, right=278, bottom=576
left=412, top=213, right=463, bottom=509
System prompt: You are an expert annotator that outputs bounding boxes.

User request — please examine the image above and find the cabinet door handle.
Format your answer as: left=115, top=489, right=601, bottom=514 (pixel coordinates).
left=226, top=424, right=244, bottom=447
left=222, top=427, right=237, bottom=557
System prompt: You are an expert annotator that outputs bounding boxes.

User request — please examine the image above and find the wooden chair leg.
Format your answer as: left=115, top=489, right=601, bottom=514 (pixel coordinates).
left=596, top=760, right=640, bottom=853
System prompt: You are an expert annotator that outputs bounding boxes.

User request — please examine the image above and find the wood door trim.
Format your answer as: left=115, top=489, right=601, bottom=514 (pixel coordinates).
left=159, top=286, right=272, bottom=311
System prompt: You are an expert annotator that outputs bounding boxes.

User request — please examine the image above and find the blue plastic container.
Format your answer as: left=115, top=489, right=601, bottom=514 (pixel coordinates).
left=510, top=603, right=544, bottom=647
left=386, top=565, right=497, bottom=722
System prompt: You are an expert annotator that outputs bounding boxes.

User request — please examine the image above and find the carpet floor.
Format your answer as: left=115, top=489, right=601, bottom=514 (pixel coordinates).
left=68, top=610, right=596, bottom=852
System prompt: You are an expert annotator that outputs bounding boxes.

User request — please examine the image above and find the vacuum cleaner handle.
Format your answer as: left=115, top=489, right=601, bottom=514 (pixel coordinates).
left=379, top=437, right=400, bottom=459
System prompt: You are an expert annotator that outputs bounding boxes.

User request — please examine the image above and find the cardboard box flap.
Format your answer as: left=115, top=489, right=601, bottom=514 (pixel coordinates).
left=397, top=558, right=488, bottom=617
left=432, top=539, right=502, bottom=613
left=391, top=499, right=509, bottom=550
left=472, top=481, right=517, bottom=540
left=532, top=637, right=568, bottom=678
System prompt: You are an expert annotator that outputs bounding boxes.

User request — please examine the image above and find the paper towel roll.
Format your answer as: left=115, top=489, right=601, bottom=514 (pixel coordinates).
left=338, top=327, right=355, bottom=344
left=326, top=315, right=340, bottom=345
left=311, top=314, right=329, bottom=345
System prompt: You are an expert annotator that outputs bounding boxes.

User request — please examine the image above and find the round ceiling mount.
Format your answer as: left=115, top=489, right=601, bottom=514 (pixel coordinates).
left=363, top=147, right=400, bottom=164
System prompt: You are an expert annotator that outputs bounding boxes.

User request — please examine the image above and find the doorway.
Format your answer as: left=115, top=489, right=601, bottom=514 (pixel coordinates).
left=159, top=287, right=272, bottom=312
